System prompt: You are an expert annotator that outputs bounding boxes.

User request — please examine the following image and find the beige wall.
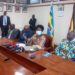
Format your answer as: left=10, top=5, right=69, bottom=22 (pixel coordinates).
left=0, top=5, right=28, bottom=31
left=0, top=3, right=73, bottom=44
left=54, top=4, right=73, bottom=44
left=27, top=4, right=73, bottom=45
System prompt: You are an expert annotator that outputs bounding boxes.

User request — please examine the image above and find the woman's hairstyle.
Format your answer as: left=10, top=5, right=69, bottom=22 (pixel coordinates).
left=36, top=24, right=44, bottom=31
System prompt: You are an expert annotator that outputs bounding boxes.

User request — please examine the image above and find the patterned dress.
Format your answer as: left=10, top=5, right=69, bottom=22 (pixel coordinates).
left=55, top=39, right=75, bottom=59
left=31, top=34, right=46, bottom=48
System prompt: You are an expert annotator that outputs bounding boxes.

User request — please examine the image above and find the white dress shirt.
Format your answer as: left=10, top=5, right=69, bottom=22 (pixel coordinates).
left=3, top=16, right=7, bottom=26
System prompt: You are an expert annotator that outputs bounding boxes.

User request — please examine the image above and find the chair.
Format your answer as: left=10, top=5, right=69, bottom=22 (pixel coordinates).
left=9, top=29, right=20, bottom=40
left=43, top=34, right=54, bottom=52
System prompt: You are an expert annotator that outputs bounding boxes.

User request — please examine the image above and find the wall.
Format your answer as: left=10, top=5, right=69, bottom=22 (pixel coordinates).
left=27, top=4, right=73, bottom=45
left=0, top=5, right=28, bottom=31
left=54, top=4, right=73, bottom=44
left=0, top=3, right=73, bottom=45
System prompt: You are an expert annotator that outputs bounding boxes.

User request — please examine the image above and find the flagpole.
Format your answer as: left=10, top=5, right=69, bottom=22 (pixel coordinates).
left=47, top=1, right=55, bottom=48
left=51, top=1, right=53, bottom=6
left=51, top=1, right=54, bottom=48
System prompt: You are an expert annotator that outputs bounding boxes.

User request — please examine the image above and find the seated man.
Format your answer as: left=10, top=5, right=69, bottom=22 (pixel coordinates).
left=0, top=24, right=20, bottom=61
left=18, top=25, right=34, bottom=43
left=8, top=24, right=20, bottom=40
left=55, top=31, right=75, bottom=59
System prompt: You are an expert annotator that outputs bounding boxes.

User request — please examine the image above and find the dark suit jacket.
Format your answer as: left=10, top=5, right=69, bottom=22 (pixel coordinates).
left=29, top=18, right=36, bottom=31
left=0, top=15, right=11, bottom=28
left=8, top=29, right=20, bottom=40
left=18, top=30, right=34, bottom=43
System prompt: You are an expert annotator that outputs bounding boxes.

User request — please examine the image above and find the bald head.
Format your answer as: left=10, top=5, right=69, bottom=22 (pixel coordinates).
left=10, top=24, right=15, bottom=30
left=67, top=31, right=75, bottom=41
left=24, top=25, right=29, bottom=31
left=32, top=14, right=35, bottom=19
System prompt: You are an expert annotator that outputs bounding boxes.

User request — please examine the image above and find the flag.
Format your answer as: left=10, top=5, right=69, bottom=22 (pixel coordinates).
left=47, top=5, right=54, bottom=47
left=68, top=4, right=75, bottom=32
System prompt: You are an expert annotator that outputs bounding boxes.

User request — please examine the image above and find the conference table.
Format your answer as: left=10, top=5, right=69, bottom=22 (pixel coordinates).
left=0, top=38, right=75, bottom=75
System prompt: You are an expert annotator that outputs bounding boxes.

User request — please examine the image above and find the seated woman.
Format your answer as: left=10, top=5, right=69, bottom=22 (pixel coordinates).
left=55, top=31, right=75, bottom=59
left=28, top=25, right=46, bottom=48
left=18, top=25, right=34, bottom=43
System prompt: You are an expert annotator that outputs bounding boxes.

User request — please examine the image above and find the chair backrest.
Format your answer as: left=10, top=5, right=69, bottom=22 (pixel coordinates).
left=16, top=29, right=20, bottom=39
left=43, top=34, right=53, bottom=52
left=10, top=29, right=20, bottom=40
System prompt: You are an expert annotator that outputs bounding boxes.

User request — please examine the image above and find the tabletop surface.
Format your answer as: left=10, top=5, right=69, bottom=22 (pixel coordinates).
left=0, top=38, right=75, bottom=75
